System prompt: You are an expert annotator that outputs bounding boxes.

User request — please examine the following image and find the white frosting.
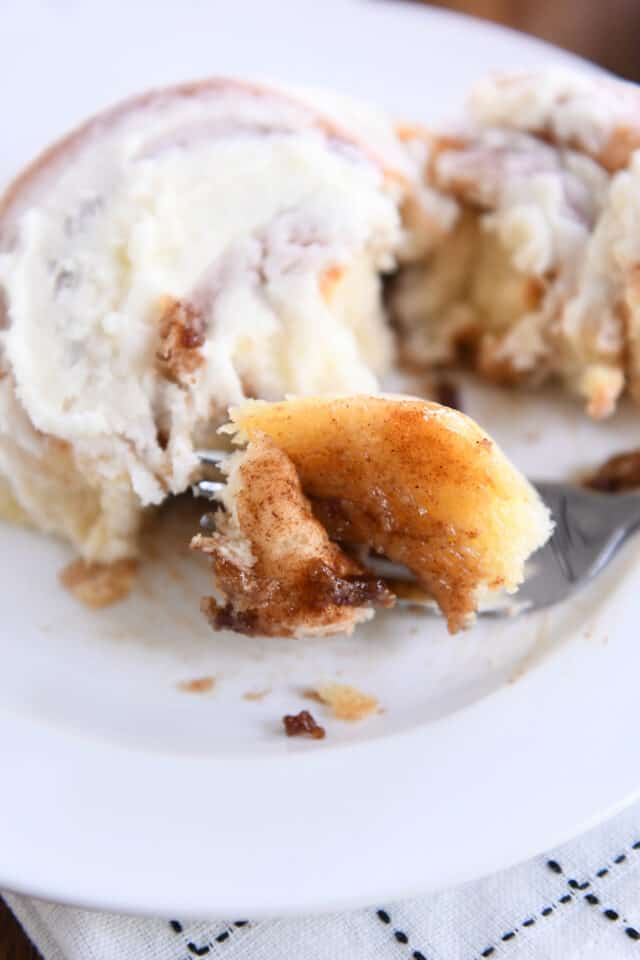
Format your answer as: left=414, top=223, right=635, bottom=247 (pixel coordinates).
left=393, top=69, right=640, bottom=417
left=0, top=81, right=405, bottom=559
left=470, top=69, right=640, bottom=156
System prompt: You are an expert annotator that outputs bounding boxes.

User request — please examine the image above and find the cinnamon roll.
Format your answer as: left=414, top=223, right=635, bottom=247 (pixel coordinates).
left=193, top=395, right=552, bottom=637
left=393, top=69, right=640, bottom=419
left=0, top=78, right=413, bottom=561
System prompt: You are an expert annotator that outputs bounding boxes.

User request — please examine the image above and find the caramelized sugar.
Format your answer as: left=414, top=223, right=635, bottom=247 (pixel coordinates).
left=231, top=396, right=545, bottom=633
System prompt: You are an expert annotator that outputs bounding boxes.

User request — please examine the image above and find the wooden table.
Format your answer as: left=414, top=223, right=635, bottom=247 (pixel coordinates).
left=0, top=899, right=40, bottom=960
left=427, top=0, right=640, bottom=81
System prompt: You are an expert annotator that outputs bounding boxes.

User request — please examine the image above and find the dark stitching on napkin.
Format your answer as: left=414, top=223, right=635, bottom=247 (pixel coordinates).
left=550, top=840, right=640, bottom=949
left=474, top=862, right=590, bottom=958
left=187, top=943, right=210, bottom=956
left=164, top=835, right=640, bottom=960
left=374, top=908, right=428, bottom=957
left=166, top=919, right=251, bottom=956
left=568, top=878, right=590, bottom=890
left=476, top=898, right=569, bottom=956
left=537, top=847, right=640, bottom=949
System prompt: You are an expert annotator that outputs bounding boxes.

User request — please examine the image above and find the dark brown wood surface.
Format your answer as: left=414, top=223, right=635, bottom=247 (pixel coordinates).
left=0, top=898, right=41, bottom=960
left=427, top=0, right=640, bottom=81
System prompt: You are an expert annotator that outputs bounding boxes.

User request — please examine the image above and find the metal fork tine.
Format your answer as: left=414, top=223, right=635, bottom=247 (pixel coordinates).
left=195, top=449, right=230, bottom=467
left=514, top=482, right=640, bottom=612
left=193, top=449, right=230, bottom=500
left=193, top=480, right=226, bottom=499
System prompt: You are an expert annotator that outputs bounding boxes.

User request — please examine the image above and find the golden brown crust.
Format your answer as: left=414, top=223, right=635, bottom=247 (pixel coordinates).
left=192, top=435, right=394, bottom=638
left=312, top=495, right=484, bottom=632
left=198, top=555, right=393, bottom=635
left=229, top=396, right=549, bottom=634
left=191, top=395, right=547, bottom=639
left=261, top=405, right=487, bottom=632
left=59, top=557, right=137, bottom=608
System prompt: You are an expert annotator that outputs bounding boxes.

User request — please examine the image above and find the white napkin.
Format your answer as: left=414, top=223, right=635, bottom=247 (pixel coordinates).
left=6, top=801, right=640, bottom=960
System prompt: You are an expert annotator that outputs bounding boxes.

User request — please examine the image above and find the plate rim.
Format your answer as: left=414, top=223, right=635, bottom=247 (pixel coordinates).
left=2, top=543, right=639, bottom=918
left=0, top=0, right=629, bottom=919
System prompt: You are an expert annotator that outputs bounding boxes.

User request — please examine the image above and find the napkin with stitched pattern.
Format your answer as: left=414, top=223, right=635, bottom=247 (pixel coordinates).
left=6, top=801, right=640, bottom=959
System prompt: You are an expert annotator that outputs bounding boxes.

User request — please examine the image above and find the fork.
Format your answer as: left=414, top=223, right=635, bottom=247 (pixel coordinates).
left=193, top=451, right=640, bottom=615
left=507, top=481, right=640, bottom=613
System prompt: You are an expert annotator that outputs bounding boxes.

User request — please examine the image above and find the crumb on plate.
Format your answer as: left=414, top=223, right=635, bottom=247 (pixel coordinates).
left=283, top=709, right=325, bottom=739
left=243, top=689, right=271, bottom=701
left=584, top=449, right=640, bottom=492
left=59, top=557, right=137, bottom=608
left=313, top=683, right=379, bottom=721
left=302, top=688, right=324, bottom=704
left=177, top=676, right=216, bottom=694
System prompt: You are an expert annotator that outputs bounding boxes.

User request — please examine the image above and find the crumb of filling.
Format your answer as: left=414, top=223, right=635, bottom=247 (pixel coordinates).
left=156, top=296, right=205, bottom=384
left=59, top=557, right=137, bottom=608
left=584, top=449, right=640, bottom=493
left=283, top=709, right=326, bottom=739
left=192, top=435, right=395, bottom=638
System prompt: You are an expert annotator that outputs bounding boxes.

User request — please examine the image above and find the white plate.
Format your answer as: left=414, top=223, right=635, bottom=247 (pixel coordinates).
left=2, top=0, right=640, bottom=920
